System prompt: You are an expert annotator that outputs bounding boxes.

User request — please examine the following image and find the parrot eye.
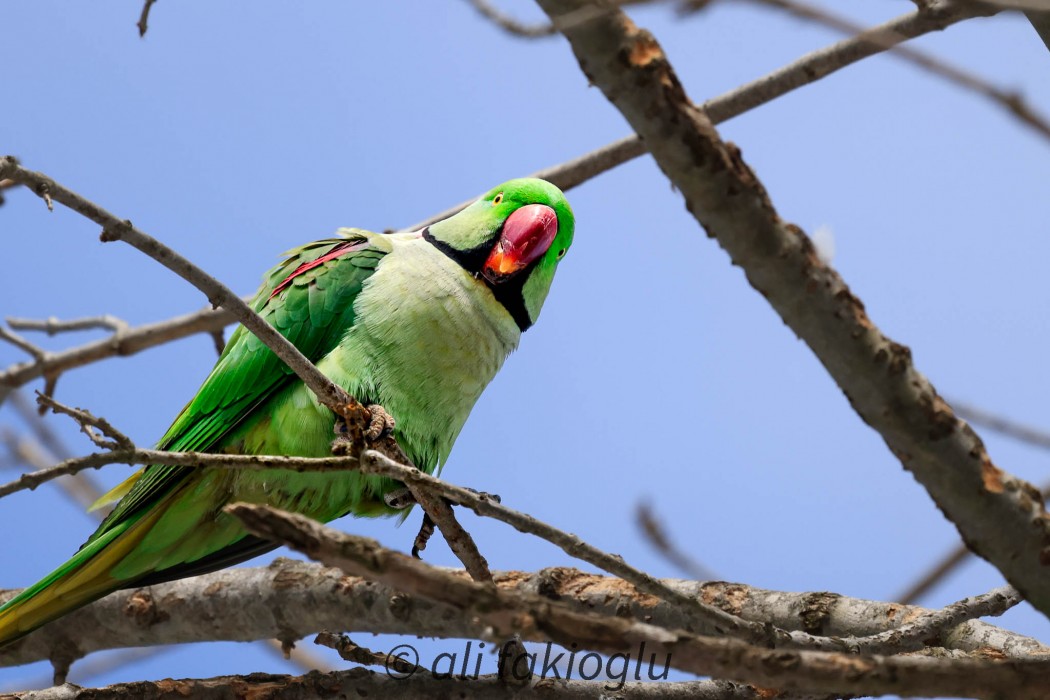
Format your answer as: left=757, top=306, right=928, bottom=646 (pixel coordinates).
left=557, top=248, right=567, bottom=259
left=492, top=192, right=504, bottom=206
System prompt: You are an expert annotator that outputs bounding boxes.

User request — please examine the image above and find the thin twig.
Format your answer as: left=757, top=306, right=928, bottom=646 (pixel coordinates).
left=208, top=328, right=225, bottom=356
left=0, top=448, right=359, bottom=500
left=0, top=327, right=45, bottom=360
left=846, top=585, right=1021, bottom=654
left=4, top=392, right=104, bottom=511
left=137, top=0, right=158, bottom=37
left=0, top=305, right=233, bottom=406
left=404, top=1, right=991, bottom=231
left=0, top=432, right=53, bottom=476
left=636, top=501, right=719, bottom=582
left=896, top=542, right=974, bottom=605
left=1, top=648, right=167, bottom=694
left=465, top=0, right=557, bottom=36
left=398, top=481, right=531, bottom=681
left=895, top=478, right=1050, bottom=605
left=952, top=400, right=1050, bottom=451
left=259, top=638, right=336, bottom=675
left=35, top=394, right=132, bottom=451
left=7, top=315, right=129, bottom=336
left=0, top=156, right=409, bottom=469
left=8, top=391, right=75, bottom=460
left=404, top=486, right=493, bottom=583
left=313, top=632, right=425, bottom=677
left=749, top=0, right=1050, bottom=141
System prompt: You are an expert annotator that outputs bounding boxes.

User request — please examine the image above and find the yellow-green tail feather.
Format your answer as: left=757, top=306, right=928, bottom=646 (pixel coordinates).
left=0, top=505, right=165, bottom=646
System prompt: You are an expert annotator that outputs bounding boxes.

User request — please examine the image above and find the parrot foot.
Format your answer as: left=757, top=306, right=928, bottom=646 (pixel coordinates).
left=330, top=402, right=395, bottom=454
left=384, top=487, right=415, bottom=510
left=412, top=511, right=436, bottom=558
left=364, top=403, right=395, bottom=441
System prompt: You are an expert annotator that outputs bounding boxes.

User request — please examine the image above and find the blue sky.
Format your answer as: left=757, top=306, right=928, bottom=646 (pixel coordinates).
left=2, top=1, right=1049, bottom=694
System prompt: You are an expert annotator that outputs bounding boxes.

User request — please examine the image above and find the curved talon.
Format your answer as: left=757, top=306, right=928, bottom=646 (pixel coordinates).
left=365, top=404, right=395, bottom=441
left=412, top=512, right=436, bottom=558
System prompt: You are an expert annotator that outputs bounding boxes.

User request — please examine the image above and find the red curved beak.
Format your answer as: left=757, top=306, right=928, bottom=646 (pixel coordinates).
left=482, top=204, right=558, bottom=284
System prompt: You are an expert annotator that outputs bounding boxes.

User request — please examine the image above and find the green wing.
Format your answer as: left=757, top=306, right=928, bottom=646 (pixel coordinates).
left=87, top=229, right=390, bottom=546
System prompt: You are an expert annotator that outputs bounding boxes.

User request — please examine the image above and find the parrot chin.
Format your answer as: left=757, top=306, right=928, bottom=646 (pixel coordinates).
left=481, top=204, right=558, bottom=285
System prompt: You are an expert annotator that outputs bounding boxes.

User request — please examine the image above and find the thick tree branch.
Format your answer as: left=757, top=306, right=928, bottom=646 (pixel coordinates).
left=10, top=673, right=765, bottom=700
left=531, top=0, right=1050, bottom=620
left=227, top=506, right=1050, bottom=699
left=3, top=560, right=1042, bottom=670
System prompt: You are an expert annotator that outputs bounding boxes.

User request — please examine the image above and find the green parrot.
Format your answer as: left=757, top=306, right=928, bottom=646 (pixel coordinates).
left=0, top=177, right=574, bottom=645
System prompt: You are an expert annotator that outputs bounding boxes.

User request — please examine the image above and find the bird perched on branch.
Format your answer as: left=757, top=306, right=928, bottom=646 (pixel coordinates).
left=0, top=177, right=574, bottom=645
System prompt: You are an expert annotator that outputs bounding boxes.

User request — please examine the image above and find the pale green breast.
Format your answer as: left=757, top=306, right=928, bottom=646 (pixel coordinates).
left=332, top=232, right=522, bottom=471
left=113, top=233, right=522, bottom=574
left=220, top=231, right=520, bottom=521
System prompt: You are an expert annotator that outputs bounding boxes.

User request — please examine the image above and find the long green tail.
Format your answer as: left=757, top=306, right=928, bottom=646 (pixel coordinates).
left=0, top=507, right=162, bottom=646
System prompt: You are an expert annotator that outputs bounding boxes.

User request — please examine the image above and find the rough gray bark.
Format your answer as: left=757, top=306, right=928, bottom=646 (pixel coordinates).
left=9, top=673, right=767, bottom=700
left=532, top=0, right=1050, bottom=621
left=2, top=559, right=1044, bottom=670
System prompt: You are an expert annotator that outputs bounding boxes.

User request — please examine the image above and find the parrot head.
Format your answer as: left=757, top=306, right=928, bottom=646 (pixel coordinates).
left=423, top=178, right=574, bottom=331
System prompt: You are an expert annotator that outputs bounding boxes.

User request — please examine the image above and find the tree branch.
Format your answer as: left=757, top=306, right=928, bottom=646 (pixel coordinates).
left=895, top=479, right=1050, bottom=604
left=465, top=0, right=558, bottom=36
left=9, top=672, right=766, bottom=700
left=0, top=155, right=411, bottom=468
left=227, top=506, right=1050, bottom=699
left=2, top=559, right=1042, bottom=671
left=7, top=315, right=130, bottom=336
left=407, top=1, right=991, bottom=231
left=0, top=447, right=365, bottom=500
left=0, top=306, right=234, bottom=407
left=136, top=0, right=158, bottom=37
left=531, top=0, right=1050, bottom=620
left=952, top=400, right=1050, bottom=451
left=359, top=451, right=776, bottom=645
left=0, top=3, right=992, bottom=403
left=748, top=0, right=1049, bottom=142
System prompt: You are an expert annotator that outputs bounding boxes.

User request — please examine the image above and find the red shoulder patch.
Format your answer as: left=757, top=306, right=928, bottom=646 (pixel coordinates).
left=268, top=239, right=369, bottom=301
